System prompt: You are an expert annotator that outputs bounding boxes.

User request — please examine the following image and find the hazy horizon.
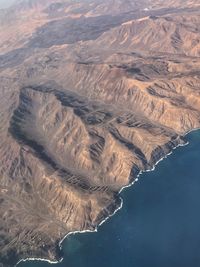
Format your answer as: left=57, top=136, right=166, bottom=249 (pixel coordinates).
left=0, top=0, right=17, bottom=8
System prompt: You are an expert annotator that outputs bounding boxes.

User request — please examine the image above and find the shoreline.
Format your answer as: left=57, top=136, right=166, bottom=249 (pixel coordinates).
left=15, top=127, right=200, bottom=267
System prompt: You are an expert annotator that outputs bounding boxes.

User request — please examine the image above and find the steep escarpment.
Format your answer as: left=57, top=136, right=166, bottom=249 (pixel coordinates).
left=0, top=0, right=200, bottom=266
left=10, top=84, right=182, bottom=190
left=0, top=81, right=185, bottom=265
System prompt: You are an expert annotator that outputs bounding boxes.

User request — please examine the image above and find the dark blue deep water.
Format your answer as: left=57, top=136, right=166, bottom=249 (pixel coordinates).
left=19, top=130, right=200, bottom=267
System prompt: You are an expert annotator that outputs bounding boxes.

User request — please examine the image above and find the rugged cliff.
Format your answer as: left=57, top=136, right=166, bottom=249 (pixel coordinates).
left=0, top=0, right=200, bottom=266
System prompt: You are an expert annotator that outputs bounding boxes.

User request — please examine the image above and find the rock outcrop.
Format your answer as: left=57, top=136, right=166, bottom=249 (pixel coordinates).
left=0, top=0, right=200, bottom=266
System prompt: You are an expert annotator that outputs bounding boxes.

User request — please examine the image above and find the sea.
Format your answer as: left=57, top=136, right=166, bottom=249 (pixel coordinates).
left=18, top=129, right=200, bottom=267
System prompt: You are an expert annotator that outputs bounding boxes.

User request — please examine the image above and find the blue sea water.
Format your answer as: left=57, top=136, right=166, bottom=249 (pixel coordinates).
left=18, top=130, right=200, bottom=267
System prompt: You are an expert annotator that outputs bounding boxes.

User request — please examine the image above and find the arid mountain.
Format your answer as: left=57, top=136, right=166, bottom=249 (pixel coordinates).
left=0, top=0, right=200, bottom=266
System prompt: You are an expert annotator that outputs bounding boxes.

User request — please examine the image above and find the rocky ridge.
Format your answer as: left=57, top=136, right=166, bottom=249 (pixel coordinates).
left=0, top=0, right=200, bottom=266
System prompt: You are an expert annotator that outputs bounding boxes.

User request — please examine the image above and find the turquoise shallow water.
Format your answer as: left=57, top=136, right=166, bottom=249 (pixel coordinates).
left=18, top=130, right=200, bottom=267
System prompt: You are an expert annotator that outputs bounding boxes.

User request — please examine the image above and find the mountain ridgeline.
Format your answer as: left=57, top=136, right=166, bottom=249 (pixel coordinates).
left=0, top=0, right=200, bottom=266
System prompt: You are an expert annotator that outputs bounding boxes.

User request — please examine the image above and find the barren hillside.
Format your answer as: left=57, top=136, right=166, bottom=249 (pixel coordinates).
left=0, top=0, right=200, bottom=266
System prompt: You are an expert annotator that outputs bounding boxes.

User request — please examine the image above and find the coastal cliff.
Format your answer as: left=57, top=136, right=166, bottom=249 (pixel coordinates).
left=0, top=0, right=200, bottom=266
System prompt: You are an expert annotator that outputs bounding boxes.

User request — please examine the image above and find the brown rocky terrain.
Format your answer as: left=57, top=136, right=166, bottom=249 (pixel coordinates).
left=0, top=0, right=200, bottom=266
